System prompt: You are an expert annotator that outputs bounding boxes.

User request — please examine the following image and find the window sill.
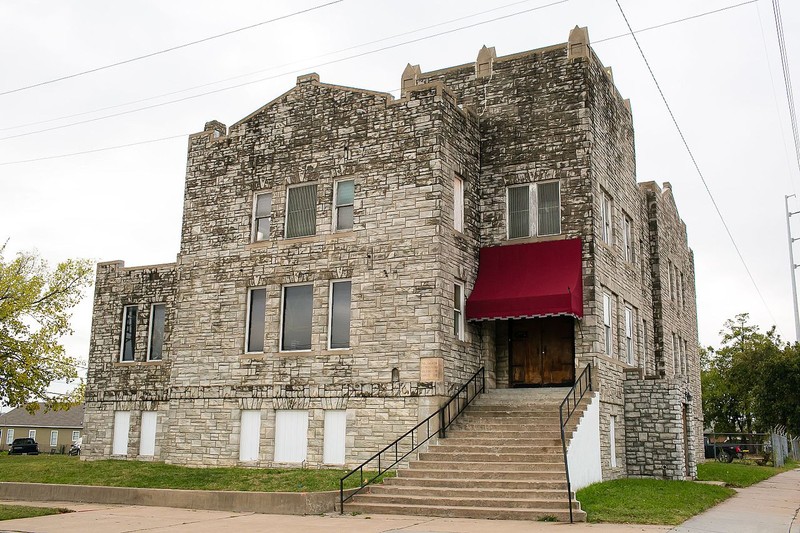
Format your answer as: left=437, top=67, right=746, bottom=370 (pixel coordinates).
left=239, top=348, right=353, bottom=360
left=113, top=361, right=164, bottom=367
left=504, top=234, right=564, bottom=246
left=277, top=232, right=356, bottom=247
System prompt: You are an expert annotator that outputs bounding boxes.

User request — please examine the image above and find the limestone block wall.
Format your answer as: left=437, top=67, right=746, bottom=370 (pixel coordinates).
left=624, top=375, right=697, bottom=479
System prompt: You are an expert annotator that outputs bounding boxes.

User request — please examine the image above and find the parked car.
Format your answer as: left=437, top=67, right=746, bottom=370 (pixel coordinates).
left=68, top=437, right=82, bottom=456
left=704, top=436, right=742, bottom=463
left=8, top=438, right=40, bottom=455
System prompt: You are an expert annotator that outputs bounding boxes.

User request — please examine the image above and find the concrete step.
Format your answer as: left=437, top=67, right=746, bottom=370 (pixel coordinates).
left=446, top=426, right=563, bottom=438
left=367, top=485, right=573, bottom=501
left=397, top=468, right=567, bottom=481
left=408, top=460, right=566, bottom=472
left=345, top=502, right=586, bottom=522
left=431, top=444, right=564, bottom=454
left=383, top=477, right=569, bottom=490
left=437, top=437, right=563, bottom=447
left=418, top=451, right=563, bottom=463
left=354, top=493, right=581, bottom=511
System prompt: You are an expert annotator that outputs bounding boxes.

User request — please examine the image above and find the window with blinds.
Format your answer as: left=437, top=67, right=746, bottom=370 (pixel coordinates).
left=286, top=184, right=317, bottom=238
left=507, top=181, right=560, bottom=239
left=537, top=181, right=560, bottom=235
left=507, top=185, right=530, bottom=239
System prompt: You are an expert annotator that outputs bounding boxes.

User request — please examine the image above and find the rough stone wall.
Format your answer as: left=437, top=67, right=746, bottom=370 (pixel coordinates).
left=624, top=374, right=697, bottom=479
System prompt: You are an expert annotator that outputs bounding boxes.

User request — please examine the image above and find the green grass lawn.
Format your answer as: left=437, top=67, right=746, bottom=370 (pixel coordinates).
left=576, top=478, right=735, bottom=525
left=696, top=460, right=797, bottom=488
left=0, top=504, right=71, bottom=521
left=0, top=454, right=386, bottom=492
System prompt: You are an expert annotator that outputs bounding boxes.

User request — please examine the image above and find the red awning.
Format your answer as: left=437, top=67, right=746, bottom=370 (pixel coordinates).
left=466, top=238, right=583, bottom=321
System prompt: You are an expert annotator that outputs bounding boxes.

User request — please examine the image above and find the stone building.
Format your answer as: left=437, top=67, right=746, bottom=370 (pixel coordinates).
left=84, top=27, right=702, bottom=487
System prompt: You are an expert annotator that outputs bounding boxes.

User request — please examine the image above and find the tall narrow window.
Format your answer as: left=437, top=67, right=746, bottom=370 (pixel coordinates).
left=623, top=214, right=633, bottom=262
left=673, top=332, right=679, bottom=375
left=239, top=410, right=261, bottom=462
left=6, top=429, right=13, bottom=445
left=148, top=304, right=166, bottom=361
left=50, top=430, right=58, bottom=447
left=601, top=192, right=613, bottom=245
left=643, top=319, right=649, bottom=371
left=282, top=284, right=313, bottom=351
left=139, top=411, right=157, bottom=457
left=274, top=410, right=309, bottom=463
left=334, top=180, right=354, bottom=231
left=537, top=181, right=560, bottom=235
left=323, top=410, right=347, bottom=465
left=453, top=175, right=464, bottom=232
left=246, top=288, right=266, bottom=353
left=507, top=185, right=530, bottom=239
left=603, top=293, right=613, bottom=355
left=454, top=282, right=464, bottom=340
left=72, top=430, right=80, bottom=442
left=610, top=415, right=617, bottom=468
left=252, top=192, right=272, bottom=241
left=29, top=429, right=36, bottom=439
left=624, top=307, right=634, bottom=365
left=286, top=184, right=317, bottom=238
left=329, top=280, right=351, bottom=349
left=112, top=411, right=130, bottom=455
left=120, top=305, right=137, bottom=362
left=680, top=272, right=686, bottom=308
left=668, top=262, right=675, bottom=301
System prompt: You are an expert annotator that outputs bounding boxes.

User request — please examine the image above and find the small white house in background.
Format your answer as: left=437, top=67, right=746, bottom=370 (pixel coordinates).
left=0, top=403, right=84, bottom=453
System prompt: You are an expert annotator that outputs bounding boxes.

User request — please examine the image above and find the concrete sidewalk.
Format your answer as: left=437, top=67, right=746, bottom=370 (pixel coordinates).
left=670, top=467, right=800, bottom=533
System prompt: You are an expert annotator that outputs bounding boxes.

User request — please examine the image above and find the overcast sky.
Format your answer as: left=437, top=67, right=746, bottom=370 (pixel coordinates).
left=2, top=0, right=799, bottom=396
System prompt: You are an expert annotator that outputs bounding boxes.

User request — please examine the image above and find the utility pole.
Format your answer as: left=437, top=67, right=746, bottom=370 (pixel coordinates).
left=785, top=195, right=800, bottom=342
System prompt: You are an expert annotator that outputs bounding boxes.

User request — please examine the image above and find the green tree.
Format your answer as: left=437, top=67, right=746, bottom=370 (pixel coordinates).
left=702, top=314, right=800, bottom=436
left=0, top=244, right=92, bottom=412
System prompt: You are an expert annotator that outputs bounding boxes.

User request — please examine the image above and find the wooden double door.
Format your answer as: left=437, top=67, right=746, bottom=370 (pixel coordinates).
left=509, top=317, right=575, bottom=387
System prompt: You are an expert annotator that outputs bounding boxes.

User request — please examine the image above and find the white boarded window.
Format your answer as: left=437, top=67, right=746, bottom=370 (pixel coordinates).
left=6, top=429, right=13, bottom=445
left=453, top=175, right=464, bottom=232
left=601, top=191, right=613, bottom=245
left=334, top=180, right=354, bottom=232
left=139, top=411, right=157, bottom=456
left=507, top=182, right=560, bottom=239
left=624, top=307, right=634, bottom=366
left=274, top=410, right=309, bottom=463
left=329, top=280, right=351, bottom=349
left=286, top=184, right=317, bottom=238
left=112, top=411, right=130, bottom=455
left=29, top=429, right=36, bottom=439
left=239, top=410, right=261, bottom=462
left=50, top=430, right=58, bottom=447
left=253, top=192, right=272, bottom=241
left=603, top=293, right=613, bottom=356
left=323, top=410, right=347, bottom=465
left=120, top=305, right=137, bottom=362
left=282, top=284, right=313, bottom=351
left=610, top=415, right=617, bottom=468
left=148, top=303, right=166, bottom=361
left=246, top=288, right=266, bottom=353
left=454, top=282, right=464, bottom=340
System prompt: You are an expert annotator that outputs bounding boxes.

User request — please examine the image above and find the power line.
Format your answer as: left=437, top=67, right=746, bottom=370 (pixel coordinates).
left=772, top=0, right=800, bottom=180
left=594, top=0, right=757, bottom=44
left=0, top=0, right=344, bottom=97
left=1, top=0, right=541, bottom=133
left=612, top=0, right=782, bottom=330
left=0, top=0, right=569, bottom=143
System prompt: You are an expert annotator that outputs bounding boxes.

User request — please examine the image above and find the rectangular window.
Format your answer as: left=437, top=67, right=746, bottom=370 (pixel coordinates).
left=112, top=411, right=130, bottom=455
left=148, top=304, right=166, bottom=361
left=323, top=410, right=347, bottom=465
left=623, top=214, right=633, bottom=262
left=507, top=182, right=561, bottom=239
left=684, top=339, right=689, bottom=374
left=643, top=319, right=649, bottom=371
left=669, top=262, right=675, bottom=301
left=50, top=430, right=58, bottom=447
left=610, top=415, right=617, bottom=468
left=603, top=293, right=613, bottom=356
left=246, top=288, right=266, bottom=353
left=334, top=180, right=354, bottom=231
left=72, top=430, right=80, bottom=442
left=274, top=410, right=309, bottom=463
left=329, top=280, right=351, bottom=349
left=6, top=429, right=13, bottom=444
left=537, top=181, right=561, bottom=235
left=239, top=410, right=261, bottom=462
left=453, top=175, right=464, bottom=232
left=282, top=284, right=313, bottom=351
left=601, top=191, right=613, bottom=245
left=286, top=184, right=317, bottom=238
left=29, top=429, right=36, bottom=440
left=454, top=282, right=464, bottom=340
left=139, top=411, right=157, bottom=456
left=252, top=192, right=272, bottom=241
left=673, top=332, right=679, bottom=375
left=680, top=271, right=686, bottom=308
left=120, top=305, right=137, bottom=362
left=624, top=307, right=634, bottom=366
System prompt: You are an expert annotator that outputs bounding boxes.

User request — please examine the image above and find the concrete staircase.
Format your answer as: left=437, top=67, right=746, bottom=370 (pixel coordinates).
left=346, top=387, right=589, bottom=521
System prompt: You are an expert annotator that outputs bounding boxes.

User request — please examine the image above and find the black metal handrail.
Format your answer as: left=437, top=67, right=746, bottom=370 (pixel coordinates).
left=559, top=363, right=592, bottom=524
left=339, top=366, right=485, bottom=513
